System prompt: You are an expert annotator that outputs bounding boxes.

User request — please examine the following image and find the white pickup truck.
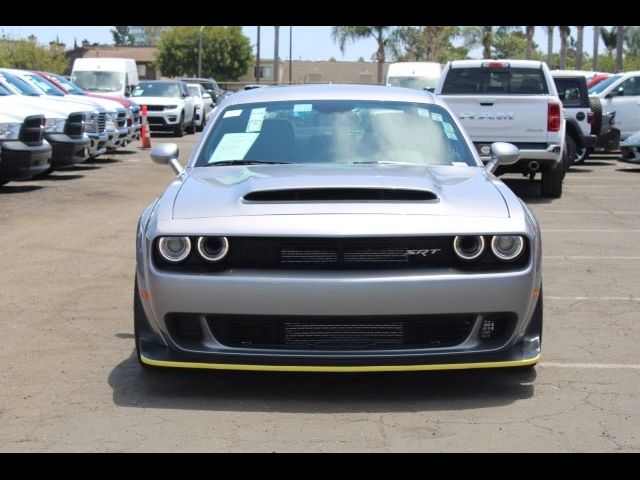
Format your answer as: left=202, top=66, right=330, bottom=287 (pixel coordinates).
left=435, top=60, right=566, bottom=198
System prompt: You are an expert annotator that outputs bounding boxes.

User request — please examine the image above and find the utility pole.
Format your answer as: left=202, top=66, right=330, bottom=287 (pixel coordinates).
left=615, top=26, right=624, bottom=73
left=289, top=26, right=293, bottom=85
left=256, top=26, right=261, bottom=83
left=198, top=26, right=204, bottom=77
left=274, top=26, right=280, bottom=85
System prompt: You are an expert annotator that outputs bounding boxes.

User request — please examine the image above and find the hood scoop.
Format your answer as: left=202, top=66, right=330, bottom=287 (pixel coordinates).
left=243, top=188, right=438, bottom=203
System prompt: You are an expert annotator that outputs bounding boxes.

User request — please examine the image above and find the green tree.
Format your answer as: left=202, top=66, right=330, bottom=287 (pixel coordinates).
left=493, top=28, right=529, bottom=59
left=601, top=27, right=617, bottom=55
left=111, top=26, right=134, bottom=46
left=559, top=26, right=571, bottom=69
left=575, top=26, right=584, bottom=69
left=331, top=26, right=395, bottom=84
left=525, top=26, right=535, bottom=59
left=0, top=37, right=68, bottom=73
left=390, top=26, right=466, bottom=63
left=546, top=26, right=554, bottom=66
left=625, top=26, right=640, bottom=59
left=156, top=27, right=252, bottom=81
left=462, top=26, right=515, bottom=59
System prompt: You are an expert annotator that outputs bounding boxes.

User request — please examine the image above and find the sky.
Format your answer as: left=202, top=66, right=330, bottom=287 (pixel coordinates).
left=0, top=26, right=611, bottom=62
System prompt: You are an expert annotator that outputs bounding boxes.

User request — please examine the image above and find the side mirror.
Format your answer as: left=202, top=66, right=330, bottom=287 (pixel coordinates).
left=124, top=91, right=131, bottom=98
left=150, top=143, right=184, bottom=175
left=202, top=93, right=212, bottom=99
left=486, top=142, right=520, bottom=173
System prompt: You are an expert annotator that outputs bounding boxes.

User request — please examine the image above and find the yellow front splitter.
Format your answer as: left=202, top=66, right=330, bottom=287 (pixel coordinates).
left=140, top=353, right=540, bottom=372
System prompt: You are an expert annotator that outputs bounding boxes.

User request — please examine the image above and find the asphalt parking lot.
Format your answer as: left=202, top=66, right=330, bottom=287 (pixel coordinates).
left=1, top=134, right=639, bottom=452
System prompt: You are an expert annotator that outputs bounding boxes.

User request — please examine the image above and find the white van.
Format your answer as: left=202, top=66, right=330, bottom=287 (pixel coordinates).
left=71, top=58, right=139, bottom=98
left=386, top=62, right=442, bottom=92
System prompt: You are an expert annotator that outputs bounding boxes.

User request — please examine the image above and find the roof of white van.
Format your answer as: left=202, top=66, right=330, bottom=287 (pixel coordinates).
left=388, top=62, right=441, bottom=73
left=73, top=58, right=136, bottom=67
left=449, top=59, right=544, bottom=69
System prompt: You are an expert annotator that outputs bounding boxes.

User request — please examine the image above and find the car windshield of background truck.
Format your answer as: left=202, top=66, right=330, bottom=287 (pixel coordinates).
left=133, top=82, right=180, bottom=98
left=72, top=71, right=123, bottom=93
left=442, top=67, right=549, bottom=94
left=197, top=100, right=476, bottom=167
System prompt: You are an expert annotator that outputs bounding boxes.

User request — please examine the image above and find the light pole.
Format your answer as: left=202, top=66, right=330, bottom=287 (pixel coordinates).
left=198, top=26, right=204, bottom=77
left=274, top=26, right=280, bottom=85
left=256, top=26, right=261, bottom=83
left=289, top=26, right=292, bottom=84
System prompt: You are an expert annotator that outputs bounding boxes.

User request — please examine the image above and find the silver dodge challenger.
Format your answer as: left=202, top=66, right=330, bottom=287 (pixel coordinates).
left=135, top=84, right=542, bottom=372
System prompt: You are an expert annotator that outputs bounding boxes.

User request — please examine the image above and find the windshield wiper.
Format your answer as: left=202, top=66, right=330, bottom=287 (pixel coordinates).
left=206, top=160, right=291, bottom=166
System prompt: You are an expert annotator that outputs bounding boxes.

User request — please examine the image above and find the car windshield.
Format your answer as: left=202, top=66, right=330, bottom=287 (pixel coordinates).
left=388, top=76, right=438, bottom=91
left=588, top=74, right=622, bottom=94
left=0, top=71, right=42, bottom=96
left=133, top=82, right=180, bottom=98
left=188, top=86, right=201, bottom=97
left=0, top=84, right=11, bottom=96
left=195, top=100, right=476, bottom=167
left=23, top=73, right=66, bottom=96
left=72, top=71, right=123, bottom=93
left=50, top=74, right=86, bottom=95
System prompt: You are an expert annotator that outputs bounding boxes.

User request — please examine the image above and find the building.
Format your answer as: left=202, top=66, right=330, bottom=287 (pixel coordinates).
left=128, top=27, right=171, bottom=46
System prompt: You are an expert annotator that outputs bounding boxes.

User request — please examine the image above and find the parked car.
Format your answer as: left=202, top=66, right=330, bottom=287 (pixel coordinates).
left=589, top=71, right=640, bottom=141
left=181, top=77, right=225, bottom=104
left=35, top=71, right=142, bottom=145
left=0, top=87, right=52, bottom=185
left=186, top=83, right=215, bottom=131
left=436, top=60, right=566, bottom=198
left=132, top=80, right=196, bottom=137
left=134, top=84, right=542, bottom=373
left=386, top=62, right=442, bottom=92
left=551, top=72, right=597, bottom=166
left=587, top=73, right=610, bottom=89
left=71, top=58, right=139, bottom=98
left=620, top=130, right=640, bottom=164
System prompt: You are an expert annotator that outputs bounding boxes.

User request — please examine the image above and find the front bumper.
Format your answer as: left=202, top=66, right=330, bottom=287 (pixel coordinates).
left=479, top=143, right=562, bottom=166
left=107, top=126, right=129, bottom=150
left=147, top=110, right=181, bottom=130
left=87, top=132, right=108, bottom=158
left=138, top=264, right=542, bottom=371
left=44, top=133, right=90, bottom=168
left=0, top=140, right=51, bottom=181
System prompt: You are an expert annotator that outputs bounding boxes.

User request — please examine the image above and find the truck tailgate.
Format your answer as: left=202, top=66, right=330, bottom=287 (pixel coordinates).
left=442, top=95, right=551, bottom=143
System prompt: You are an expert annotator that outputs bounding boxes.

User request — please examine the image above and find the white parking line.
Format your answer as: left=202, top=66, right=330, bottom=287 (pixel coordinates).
left=542, top=362, right=640, bottom=370
left=547, top=296, right=640, bottom=301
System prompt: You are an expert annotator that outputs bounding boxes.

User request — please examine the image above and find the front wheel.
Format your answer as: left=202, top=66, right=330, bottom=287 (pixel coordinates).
left=575, top=146, right=591, bottom=164
left=565, top=136, right=577, bottom=173
left=173, top=112, right=185, bottom=137
left=186, top=110, right=197, bottom=134
left=541, top=163, right=563, bottom=198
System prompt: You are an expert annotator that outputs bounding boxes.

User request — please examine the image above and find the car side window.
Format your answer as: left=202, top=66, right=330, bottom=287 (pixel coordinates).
left=619, top=77, right=640, bottom=96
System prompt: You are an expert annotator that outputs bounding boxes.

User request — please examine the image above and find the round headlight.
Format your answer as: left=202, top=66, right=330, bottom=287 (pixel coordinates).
left=491, top=235, right=524, bottom=261
left=453, top=235, right=485, bottom=261
left=197, top=236, right=229, bottom=262
left=157, top=236, right=191, bottom=263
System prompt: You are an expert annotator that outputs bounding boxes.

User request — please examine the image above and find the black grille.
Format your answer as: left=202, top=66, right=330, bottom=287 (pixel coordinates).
left=19, top=115, right=44, bottom=144
left=166, top=313, right=203, bottom=344
left=116, top=111, right=127, bottom=128
left=208, top=314, right=476, bottom=350
left=479, top=313, right=511, bottom=339
left=144, top=105, right=165, bottom=112
left=148, top=117, right=167, bottom=125
left=131, top=107, right=141, bottom=124
left=154, top=236, right=530, bottom=272
left=97, top=112, right=106, bottom=133
left=64, top=112, right=84, bottom=137
left=244, top=188, right=438, bottom=202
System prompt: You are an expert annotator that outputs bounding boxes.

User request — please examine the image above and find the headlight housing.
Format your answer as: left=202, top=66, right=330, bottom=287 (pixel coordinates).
left=197, top=237, right=229, bottom=262
left=44, top=118, right=66, bottom=133
left=0, top=122, right=21, bottom=140
left=453, top=235, right=485, bottom=261
left=157, top=236, right=192, bottom=263
left=491, top=235, right=525, bottom=261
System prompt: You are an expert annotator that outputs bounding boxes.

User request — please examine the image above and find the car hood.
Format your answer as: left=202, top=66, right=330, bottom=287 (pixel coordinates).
left=0, top=96, right=94, bottom=116
left=132, top=96, right=182, bottom=106
left=171, top=164, right=509, bottom=220
left=66, top=94, right=123, bottom=111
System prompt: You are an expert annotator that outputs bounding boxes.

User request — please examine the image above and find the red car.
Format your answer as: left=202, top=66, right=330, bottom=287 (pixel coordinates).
left=587, top=73, right=610, bottom=89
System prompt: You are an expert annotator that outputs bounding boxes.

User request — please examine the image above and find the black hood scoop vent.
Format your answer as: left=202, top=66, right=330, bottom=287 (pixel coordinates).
left=243, top=188, right=438, bottom=203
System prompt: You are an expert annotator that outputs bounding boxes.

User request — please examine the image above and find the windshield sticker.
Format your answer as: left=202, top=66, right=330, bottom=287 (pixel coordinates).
left=208, top=132, right=259, bottom=163
left=442, top=122, right=458, bottom=140
left=417, top=108, right=430, bottom=117
left=293, top=103, right=313, bottom=113
left=431, top=112, right=443, bottom=122
left=216, top=167, right=269, bottom=186
left=223, top=109, right=242, bottom=118
left=246, top=107, right=267, bottom=132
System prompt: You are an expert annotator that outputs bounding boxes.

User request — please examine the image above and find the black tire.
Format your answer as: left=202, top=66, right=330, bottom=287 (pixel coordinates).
left=197, top=112, right=206, bottom=132
left=134, top=277, right=159, bottom=370
left=186, top=110, right=197, bottom=134
left=173, top=112, right=185, bottom=137
left=589, top=97, right=603, bottom=136
left=541, top=163, right=563, bottom=198
left=564, top=135, right=577, bottom=173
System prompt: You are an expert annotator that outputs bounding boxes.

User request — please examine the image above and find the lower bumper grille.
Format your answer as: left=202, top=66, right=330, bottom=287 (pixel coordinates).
left=208, top=314, right=476, bottom=350
left=19, top=115, right=44, bottom=143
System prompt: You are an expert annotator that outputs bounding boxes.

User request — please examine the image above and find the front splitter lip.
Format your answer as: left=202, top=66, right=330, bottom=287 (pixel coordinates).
left=139, top=338, right=541, bottom=372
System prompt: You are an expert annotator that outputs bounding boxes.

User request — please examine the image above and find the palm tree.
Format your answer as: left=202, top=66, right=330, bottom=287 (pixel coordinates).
left=616, top=26, right=624, bottom=72
left=575, top=26, right=584, bottom=69
left=593, top=26, right=600, bottom=70
left=546, top=26, right=554, bottom=66
left=525, top=26, right=535, bottom=59
left=624, top=26, right=640, bottom=59
left=559, top=26, right=571, bottom=69
left=462, top=26, right=504, bottom=59
left=331, top=26, right=394, bottom=84
left=601, top=27, right=617, bottom=55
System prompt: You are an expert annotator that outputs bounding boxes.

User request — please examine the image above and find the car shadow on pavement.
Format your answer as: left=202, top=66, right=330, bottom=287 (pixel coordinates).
left=38, top=173, right=84, bottom=181
left=84, top=157, right=122, bottom=165
left=0, top=185, right=43, bottom=194
left=109, top=352, right=535, bottom=413
left=617, top=167, right=640, bottom=173
left=501, top=178, right=553, bottom=204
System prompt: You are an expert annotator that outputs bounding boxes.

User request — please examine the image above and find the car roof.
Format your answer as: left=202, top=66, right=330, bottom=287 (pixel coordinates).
left=225, top=83, right=438, bottom=106
left=448, top=59, right=544, bottom=69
